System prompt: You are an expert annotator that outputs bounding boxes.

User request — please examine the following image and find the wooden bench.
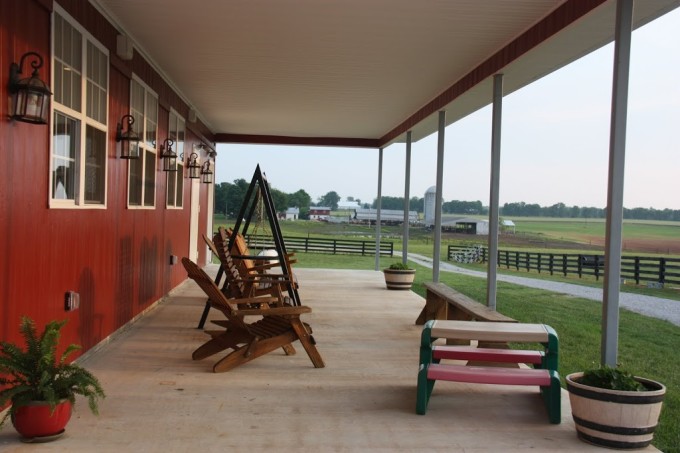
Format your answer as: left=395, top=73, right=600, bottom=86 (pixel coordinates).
left=416, top=320, right=561, bottom=424
left=415, top=282, right=516, bottom=325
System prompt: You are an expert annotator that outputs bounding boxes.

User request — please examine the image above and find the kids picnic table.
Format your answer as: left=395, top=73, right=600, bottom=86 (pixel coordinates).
left=416, top=320, right=561, bottom=424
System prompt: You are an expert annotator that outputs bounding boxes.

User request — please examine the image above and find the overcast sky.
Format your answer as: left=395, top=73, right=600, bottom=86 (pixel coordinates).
left=216, top=8, right=679, bottom=210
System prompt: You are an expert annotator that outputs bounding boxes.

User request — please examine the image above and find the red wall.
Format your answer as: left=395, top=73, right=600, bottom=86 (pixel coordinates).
left=0, top=0, right=214, bottom=355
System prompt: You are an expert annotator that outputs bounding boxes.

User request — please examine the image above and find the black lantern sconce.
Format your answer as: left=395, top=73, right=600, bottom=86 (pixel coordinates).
left=187, top=152, right=201, bottom=179
left=116, top=114, right=141, bottom=159
left=159, top=138, right=177, bottom=171
left=200, top=161, right=213, bottom=184
left=8, top=51, right=52, bottom=124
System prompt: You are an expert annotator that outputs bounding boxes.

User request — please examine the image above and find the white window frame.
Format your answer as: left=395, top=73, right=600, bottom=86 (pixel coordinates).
left=49, top=6, right=109, bottom=209
left=127, top=75, right=158, bottom=209
left=166, top=109, right=185, bottom=209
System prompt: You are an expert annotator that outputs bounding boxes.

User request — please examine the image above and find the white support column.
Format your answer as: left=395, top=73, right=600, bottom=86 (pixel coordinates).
left=487, top=74, right=504, bottom=310
left=433, top=111, right=446, bottom=283
left=402, top=131, right=412, bottom=265
left=375, top=147, right=384, bottom=271
left=602, top=0, right=633, bottom=366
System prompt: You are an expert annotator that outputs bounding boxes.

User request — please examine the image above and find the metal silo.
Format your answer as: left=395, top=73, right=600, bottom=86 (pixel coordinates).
left=424, top=186, right=437, bottom=226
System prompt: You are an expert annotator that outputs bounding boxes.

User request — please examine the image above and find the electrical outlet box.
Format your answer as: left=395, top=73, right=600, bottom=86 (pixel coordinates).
left=65, top=291, right=80, bottom=311
left=170, top=255, right=178, bottom=265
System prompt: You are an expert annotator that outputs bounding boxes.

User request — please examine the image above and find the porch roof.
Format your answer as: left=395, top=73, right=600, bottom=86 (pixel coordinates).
left=92, top=0, right=679, bottom=147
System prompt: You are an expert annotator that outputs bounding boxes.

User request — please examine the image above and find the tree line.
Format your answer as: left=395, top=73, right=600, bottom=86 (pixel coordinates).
left=214, top=180, right=680, bottom=221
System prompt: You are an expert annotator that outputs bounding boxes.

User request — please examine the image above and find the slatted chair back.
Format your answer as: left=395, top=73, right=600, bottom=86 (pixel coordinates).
left=211, top=230, right=252, bottom=297
left=220, top=227, right=256, bottom=275
left=181, top=257, right=247, bottom=331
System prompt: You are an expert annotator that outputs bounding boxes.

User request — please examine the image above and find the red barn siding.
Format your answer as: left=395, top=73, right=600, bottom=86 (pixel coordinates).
left=0, top=0, right=215, bottom=360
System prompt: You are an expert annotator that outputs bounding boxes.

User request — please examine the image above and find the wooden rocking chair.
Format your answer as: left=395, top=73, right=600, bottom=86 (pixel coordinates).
left=197, top=233, right=283, bottom=328
left=182, top=257, right=325, bottom=372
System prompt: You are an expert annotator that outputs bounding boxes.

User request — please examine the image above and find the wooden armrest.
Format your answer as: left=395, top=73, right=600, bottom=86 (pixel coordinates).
left=237, top=305, right=312, bottom=316
left=247, top=262, right=281, bottom=271
left=223, top=295, right=279, bottom=306
left=233, top=276, right=292, bottom=285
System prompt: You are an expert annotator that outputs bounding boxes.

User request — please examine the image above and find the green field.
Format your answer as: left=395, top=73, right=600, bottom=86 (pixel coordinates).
left=216, top=214, right=680, bottom=257
left=513, top=217, right=680, bottom=242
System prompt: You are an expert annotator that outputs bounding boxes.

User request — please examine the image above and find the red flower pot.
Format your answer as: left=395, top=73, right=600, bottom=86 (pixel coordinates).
left=12, top=400, right=72, bottom=440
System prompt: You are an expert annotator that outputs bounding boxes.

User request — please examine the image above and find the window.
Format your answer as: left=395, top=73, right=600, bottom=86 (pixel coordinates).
left=127, top=77, right=158, bottom=208
left=50, top=9, right=108, bottom=207
left=166, top=110, right=185, bottom=208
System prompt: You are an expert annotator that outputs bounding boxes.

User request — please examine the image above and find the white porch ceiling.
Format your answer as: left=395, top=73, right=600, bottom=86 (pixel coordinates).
left=91, top=0, right=679, bottom=146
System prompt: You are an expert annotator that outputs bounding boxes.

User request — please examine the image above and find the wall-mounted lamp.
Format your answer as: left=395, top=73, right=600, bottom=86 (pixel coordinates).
left=8, top=51, right=52, bottom=124
left=200, top=161, right=213, bottom=184
left=116, top=114, right=141, bottom=159
left=159, top=138, right=177, bottom=171
left=187, top=152, right=201, bottom=179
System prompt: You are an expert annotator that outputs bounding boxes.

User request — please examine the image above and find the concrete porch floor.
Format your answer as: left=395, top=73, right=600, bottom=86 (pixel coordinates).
left=0, top=266, right=657, bottom=452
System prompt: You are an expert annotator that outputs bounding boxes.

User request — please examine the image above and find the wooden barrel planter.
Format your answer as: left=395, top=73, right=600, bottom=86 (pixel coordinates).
left=566, top=372, right=666, bottom=450
left=383, top=268, right=416, bottom=290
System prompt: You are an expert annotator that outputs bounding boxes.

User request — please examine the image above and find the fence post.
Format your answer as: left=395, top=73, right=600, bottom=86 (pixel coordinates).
left=525, top=252, right=530, bottom=272
left=549, top=253, right=554, bottom=275
left=594, top=255, right=601, bottom=281
left=515, top=251, right=519, bottom=270
left=634, top=256, right=640, bottom=284
left=563, top=254, right=567, bottom=277
left=537, top=253, right=542, bottom=274
left=659, top=258, right=666, bottom=284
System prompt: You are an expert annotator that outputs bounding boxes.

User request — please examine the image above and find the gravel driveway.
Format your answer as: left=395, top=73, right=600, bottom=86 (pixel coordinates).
left=404, top=253, right=680, bottom=327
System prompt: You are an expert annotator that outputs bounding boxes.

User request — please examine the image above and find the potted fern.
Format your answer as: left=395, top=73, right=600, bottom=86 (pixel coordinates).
left=383, top=262, right=416, bottom=290
left=0, top=317, right=105, bottom=442
left=566, top=366, right=665, bottom=449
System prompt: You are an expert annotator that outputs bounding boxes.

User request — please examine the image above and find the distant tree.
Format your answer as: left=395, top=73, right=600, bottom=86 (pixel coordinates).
left=214, top=182, right=229, bottom=216
left=213, top=178, right=250, bottom=217
left=443, top=200, right=484, bottom=215
left=318, top=191, right=341, bottom=210
left=371, top=196, right=404, bottom=210
left=269, top=188, right=288, bottom=212
left=289, top=189, right=312, bottom=211
left=410, top=197, right=424, bottom=213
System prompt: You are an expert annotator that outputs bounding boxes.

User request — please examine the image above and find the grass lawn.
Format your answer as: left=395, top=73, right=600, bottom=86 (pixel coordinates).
left=287, top=252, right=679, bottom=452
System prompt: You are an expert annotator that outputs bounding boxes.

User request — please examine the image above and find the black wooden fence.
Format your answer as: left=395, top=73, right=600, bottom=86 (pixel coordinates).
left=246, top=235, right=394, bottom=256
left=447, top=245, right=680, bottom=285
